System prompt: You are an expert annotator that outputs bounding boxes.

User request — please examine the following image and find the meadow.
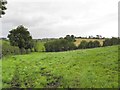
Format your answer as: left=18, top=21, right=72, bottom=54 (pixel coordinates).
left=1, top=45, right=118, bottom=88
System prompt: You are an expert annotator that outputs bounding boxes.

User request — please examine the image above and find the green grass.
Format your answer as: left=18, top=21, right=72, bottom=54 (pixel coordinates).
left=1, top=45, right=119, bottom=88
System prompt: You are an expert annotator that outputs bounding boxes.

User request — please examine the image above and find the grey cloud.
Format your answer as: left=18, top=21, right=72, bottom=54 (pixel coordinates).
left=1, top=0, right=118, bottom=38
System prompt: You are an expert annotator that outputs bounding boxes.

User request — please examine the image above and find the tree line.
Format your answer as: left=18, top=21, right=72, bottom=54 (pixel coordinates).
left=78, top=40, right=101, bottom=49
left=44, top=39, right=76, bottom=52
left=44, top=38, right=101, bottom=52
left=44, top=37, right=120, bottom=52
left=2, top=25, right=119, bottom=57
left=103, top=37, right=120, bottom=46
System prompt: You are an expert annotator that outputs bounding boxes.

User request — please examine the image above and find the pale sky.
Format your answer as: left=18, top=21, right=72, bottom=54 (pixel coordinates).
left=1, top=0, right=119, bottom=39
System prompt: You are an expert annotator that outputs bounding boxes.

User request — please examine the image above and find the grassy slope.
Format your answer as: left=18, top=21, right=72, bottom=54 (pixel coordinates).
left=1, top=46, right=118, bottom=88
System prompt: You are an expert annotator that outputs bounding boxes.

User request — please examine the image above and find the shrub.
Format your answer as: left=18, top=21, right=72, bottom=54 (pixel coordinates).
left=20, top=48, right=26, bottom=54
left=0, top=40, right=26, bottom=57
left=2, top=43, right=20, bottom=57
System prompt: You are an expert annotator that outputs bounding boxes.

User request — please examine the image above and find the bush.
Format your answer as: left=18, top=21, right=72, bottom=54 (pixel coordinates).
left=44, top=39, right=76, bottom=52
left=2, top=43, right=20, bottom=57
left=0, top=40, right=28, bottom=57
left=20, top=48, right=26, bottom=54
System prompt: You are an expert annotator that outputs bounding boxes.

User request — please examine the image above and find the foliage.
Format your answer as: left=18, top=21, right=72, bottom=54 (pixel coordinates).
left=78, top=40, right=88, bottom=49
left=34, top=40, right=45, bottom=52
left=103, top=37, right=120, bottom=46
left=93, top=40, right=101, bottom=47
left=44, top=39, right=76, bottom=52
left=64, top=35, right=75, bottom=42
left=78, top=40, right=101, bottom=49
left=0, top=0, right=7, bottom=17
left=87, top=41, right=101, bottom=48
left=1, top=45, right=118, bottom=88
left=7, top=25, right=34, bottom=54
left=1, top=40, right=20, bottom=58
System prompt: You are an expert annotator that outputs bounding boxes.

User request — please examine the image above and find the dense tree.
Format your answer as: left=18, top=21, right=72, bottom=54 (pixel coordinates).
left=7, top=25, right=34, bottom=54
left=71, top=35, right=75, bottom=39
left=111, top=37, right=118, bottom=45
left=103, top=37, right=119, bottom=46
left=0, top=0, right=7, bottom=18
left=103, top=39, right=112, bottom=46
left=64, top=35, right=75, bottom=42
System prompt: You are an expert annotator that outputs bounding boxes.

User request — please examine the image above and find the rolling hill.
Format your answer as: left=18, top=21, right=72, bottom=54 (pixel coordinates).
left=74, top=38, right=105, bottom=46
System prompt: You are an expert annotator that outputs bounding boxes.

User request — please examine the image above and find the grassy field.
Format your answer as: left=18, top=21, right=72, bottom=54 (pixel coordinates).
left=74, top=38, right=105, bottom=46
left=1, top=45, right=118, bottom=88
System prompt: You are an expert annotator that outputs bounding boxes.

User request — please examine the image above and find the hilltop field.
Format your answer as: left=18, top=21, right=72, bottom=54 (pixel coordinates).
left=1, top=45, right=119, bottom=88
left=74, top=38, right=105, bottom=46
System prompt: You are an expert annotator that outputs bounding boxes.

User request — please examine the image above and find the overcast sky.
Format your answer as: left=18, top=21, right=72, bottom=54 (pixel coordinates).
left=1, top=0, right=119, bottom=39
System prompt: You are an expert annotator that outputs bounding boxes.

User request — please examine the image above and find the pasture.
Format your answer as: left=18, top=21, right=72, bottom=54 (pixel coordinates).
left=1, top=45, right=118, bottom=88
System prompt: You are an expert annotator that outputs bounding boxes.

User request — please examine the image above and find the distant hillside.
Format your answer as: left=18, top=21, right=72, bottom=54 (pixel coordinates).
left=74, top=38, right=105, bottom=46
